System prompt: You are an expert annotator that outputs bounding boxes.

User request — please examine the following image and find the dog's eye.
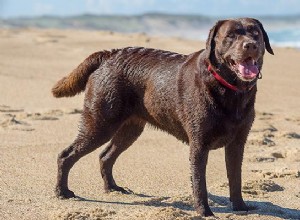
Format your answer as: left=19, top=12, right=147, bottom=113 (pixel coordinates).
left=250, top=29, right=260, bottom=40
left=247, top=26, right=259, bottom=36
left=226, top=33, right=235, bottom=39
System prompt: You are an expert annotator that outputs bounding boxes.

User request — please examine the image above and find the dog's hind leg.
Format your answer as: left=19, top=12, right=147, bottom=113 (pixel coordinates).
left=99, top=118, right=145, bottom=193
left=55, top=112, right=124, bottom=199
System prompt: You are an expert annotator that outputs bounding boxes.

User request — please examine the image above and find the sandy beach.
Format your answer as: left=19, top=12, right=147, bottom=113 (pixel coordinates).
left=0, top=28, right=299, bottom=219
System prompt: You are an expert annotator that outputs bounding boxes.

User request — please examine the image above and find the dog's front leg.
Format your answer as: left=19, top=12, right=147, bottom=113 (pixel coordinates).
left=190, top=145, right=213, bottom=217
left=225, top=134, right=249, bottom=212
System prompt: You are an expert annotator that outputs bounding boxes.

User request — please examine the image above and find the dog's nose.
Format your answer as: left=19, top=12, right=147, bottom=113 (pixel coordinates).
left=243, top=41, right=258, bottom=51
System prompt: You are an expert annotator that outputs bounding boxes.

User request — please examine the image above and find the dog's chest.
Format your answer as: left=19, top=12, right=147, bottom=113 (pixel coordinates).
left=206, top=115, right=244, bottom=150
left=205, top=93, right=254, bottom=149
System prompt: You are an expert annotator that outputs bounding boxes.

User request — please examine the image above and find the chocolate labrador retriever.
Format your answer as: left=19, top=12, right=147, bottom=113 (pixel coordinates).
left=52, top=18, right=273, bottom=216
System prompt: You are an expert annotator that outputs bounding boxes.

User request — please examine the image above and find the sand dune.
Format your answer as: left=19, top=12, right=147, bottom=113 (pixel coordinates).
left=0, top=28, right=299, bottom=219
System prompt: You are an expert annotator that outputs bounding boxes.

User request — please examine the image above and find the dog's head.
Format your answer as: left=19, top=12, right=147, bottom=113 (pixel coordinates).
left=206, top=18, right=274, bottom=82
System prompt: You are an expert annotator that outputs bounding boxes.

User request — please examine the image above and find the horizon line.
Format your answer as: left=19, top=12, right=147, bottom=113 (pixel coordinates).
left=1, top=11, right=300, bottom=20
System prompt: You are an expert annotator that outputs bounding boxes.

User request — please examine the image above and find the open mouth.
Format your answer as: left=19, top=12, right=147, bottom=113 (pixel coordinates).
left=229, top=57, right=259, bottom=81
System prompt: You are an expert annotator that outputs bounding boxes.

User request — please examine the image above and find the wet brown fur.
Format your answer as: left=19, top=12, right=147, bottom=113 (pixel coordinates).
left=52, top=18, right=273, bottom=217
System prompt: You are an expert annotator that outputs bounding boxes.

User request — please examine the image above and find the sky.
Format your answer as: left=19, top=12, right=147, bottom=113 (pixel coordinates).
left=0, top=0, right=300, bottom=18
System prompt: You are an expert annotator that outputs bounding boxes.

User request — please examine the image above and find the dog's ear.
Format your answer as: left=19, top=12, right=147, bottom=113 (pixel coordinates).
left=253, top=19, right=274, bottom=55
left=206, top=20, right=226, bottom=61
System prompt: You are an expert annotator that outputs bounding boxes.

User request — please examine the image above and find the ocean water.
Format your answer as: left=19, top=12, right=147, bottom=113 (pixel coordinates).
left=268, top=28, right=300, bottom=48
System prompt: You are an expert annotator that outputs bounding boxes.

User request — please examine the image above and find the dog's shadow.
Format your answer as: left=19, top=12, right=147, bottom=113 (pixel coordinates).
left=75, top=193, right=300, bottom=219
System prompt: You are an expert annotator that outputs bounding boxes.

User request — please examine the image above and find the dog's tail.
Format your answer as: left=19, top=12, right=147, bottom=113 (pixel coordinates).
left=52, top=51, right=108, bottom=98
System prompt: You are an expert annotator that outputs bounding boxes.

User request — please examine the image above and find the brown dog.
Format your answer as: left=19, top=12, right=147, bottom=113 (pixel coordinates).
left=52, top=18, right=273, bottom=216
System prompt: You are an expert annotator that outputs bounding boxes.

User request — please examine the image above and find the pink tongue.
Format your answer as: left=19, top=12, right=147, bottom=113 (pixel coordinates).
left=238, top=61, right=259, bottom=79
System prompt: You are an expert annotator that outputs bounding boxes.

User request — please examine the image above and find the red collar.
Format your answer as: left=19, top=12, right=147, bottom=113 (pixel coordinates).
left=207, top=65, right=256, bottom=92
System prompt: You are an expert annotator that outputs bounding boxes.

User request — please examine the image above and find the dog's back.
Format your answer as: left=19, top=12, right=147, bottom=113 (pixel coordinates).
left=52, top=47, right=186, bottom=98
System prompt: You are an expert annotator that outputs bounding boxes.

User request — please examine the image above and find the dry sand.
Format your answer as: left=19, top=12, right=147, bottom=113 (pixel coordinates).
left=0, top=28, right=299, bottom=220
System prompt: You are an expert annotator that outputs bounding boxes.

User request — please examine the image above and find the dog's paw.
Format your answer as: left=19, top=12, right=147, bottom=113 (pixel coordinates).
left=195, top=206, right=214, bottom=217
left=55, top=188, right=76, bottom=199
left=232, top=201, right=249, bottom=212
